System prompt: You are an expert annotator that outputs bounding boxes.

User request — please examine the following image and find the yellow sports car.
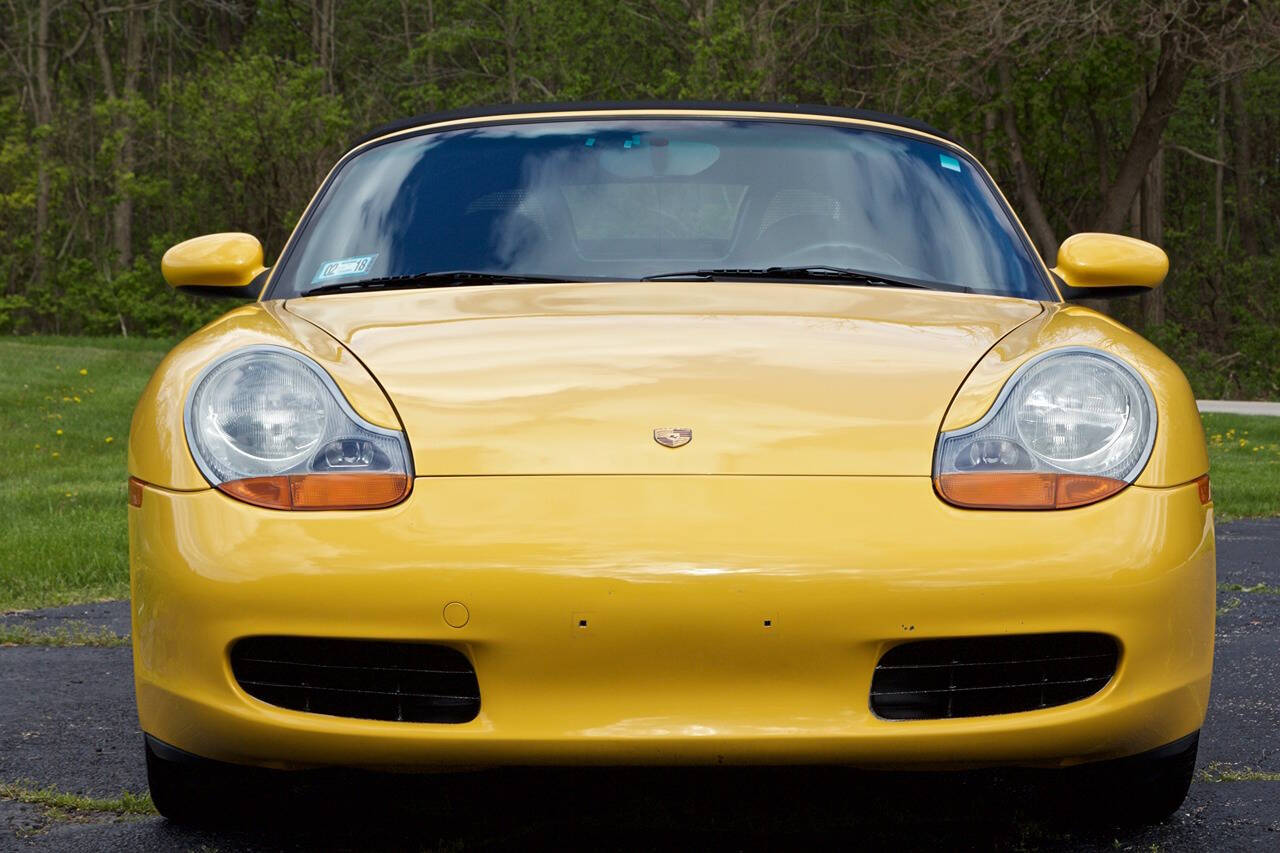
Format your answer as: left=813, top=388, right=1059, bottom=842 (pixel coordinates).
left=130, top=103, right=1213, bottom=824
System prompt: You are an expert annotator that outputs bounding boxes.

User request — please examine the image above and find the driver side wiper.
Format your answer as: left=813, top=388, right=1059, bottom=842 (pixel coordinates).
left=303, top=270, right=577, bottom=297
left=642, top=266, right=968, bottom=293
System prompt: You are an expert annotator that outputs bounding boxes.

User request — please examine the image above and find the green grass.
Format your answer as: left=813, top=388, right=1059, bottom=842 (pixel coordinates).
left=1218, top=581, right=1280, bottom=595
left=0, top=780, right=155, bottom=817
left=1197, top=762, right=1280, bottom=783
left=1, top=336, right=1278, bottom=611
left=1202, top=412, right=1280, bottom=520
left=0, top=336, right=171, bottom=610
left=0, top=621, right=129, bottom=647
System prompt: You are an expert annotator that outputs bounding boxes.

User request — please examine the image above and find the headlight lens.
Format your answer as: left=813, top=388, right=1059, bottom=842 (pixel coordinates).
left=935, top=349, right=1155, bottom=509
left=191, top=353, right=329, bottom=477
left=185, top=347, right=412, bottom=509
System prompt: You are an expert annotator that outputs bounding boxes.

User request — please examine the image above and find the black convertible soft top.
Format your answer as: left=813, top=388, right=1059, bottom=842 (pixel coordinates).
left=353, top=101, right=957, bottom=149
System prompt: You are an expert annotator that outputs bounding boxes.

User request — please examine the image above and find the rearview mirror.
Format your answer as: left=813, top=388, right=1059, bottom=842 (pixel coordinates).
left=1052, top=233, right=1168, bottom=300
left=161, top=233, right=268, bottom=299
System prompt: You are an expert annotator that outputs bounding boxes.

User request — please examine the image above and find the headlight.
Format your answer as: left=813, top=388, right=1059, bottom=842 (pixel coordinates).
left=934, top=348, right=1155, bottom=509
left=184, top=346, right=412, bottom=509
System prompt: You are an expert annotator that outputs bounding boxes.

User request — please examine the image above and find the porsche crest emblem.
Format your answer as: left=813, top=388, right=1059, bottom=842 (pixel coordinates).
left=653, top=427, right=692, bottom=448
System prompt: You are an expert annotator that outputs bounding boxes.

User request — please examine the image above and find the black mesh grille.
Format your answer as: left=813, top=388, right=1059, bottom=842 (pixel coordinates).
left=231, top=637, right=480, bottom=723
left=870, top=633, right=1118, bottom=720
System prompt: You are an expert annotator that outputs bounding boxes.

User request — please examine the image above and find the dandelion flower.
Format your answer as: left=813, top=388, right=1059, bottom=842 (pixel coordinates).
left=55, top=428, right=63, bottom=436
left=105, top=437, right=114, bottom=444
left=51, top=452, right=60, bottom=458
left=79, top=368, right=88, bottom=376
left=73, top=396, right=81, bottom=403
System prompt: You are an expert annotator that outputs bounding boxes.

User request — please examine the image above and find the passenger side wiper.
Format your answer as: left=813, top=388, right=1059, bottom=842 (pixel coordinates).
left=302, top=270, right=577, bottom=297
left=642, top=266, right=968, bottom=293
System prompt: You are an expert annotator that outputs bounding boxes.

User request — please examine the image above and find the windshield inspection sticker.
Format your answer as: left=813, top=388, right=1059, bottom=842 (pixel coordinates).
left=939, top=154, right=962, bottom=173
left=312, top=254, right=377, bottom=284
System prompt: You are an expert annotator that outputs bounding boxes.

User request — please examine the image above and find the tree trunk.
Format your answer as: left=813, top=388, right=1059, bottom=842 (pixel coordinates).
left=1129, top=81, right=1144, bottom=241
left=92, top=5, right=118, bottom=100
left=310, top=0, right=338, bottom=183
left=426, top=0, right=436, bottom=109
left=311, top=0, right=337, bottom=93
left=1093, top=35, right=1191, bottom=234
left=977, top=106, right=997, bottom=163
left=1140, top=146, right=1165, bottom=326
left=997, top=57, right=1057, bottom=261
left=165, top=0, right=175, bottom=233
left=1227, top=75, right=1258, bottom=255
left=1214, top=86, right=1225, bottom=254
left=1137, top=72, right=1165, bottom=327
left=32, top=0, right=53, bottom=288
left=1212, top=83, right=1226, bottom=340
left=1086, top=103, right=1109, bottom=198
left=327, top=0, right=338, bottom=93
left=112, top=7, right=144, bottom=271
left=1205, top=84, right=1228, bottom=349
left=504, top=0, right=519, bottom=102
left=750, top=1, right=779, bottom=100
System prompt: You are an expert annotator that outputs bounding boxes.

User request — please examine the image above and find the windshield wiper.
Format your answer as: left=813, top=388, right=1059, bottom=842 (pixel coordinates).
left=642, top=265, right=968, bottom=293
left=303, top=270, right=576, bottom=297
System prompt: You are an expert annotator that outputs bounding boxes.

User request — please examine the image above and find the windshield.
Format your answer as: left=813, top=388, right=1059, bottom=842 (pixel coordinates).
left=270, top=118, right=1052, bottom=300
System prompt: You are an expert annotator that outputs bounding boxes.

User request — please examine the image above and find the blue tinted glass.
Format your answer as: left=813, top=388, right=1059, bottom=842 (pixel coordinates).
left=273, top=119, right=1051, bottom=299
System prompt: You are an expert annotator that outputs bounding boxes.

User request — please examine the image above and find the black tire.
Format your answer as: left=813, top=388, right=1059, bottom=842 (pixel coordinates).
left=145, top=736, right=260, bottom=824
left=1070, top=731, right=1199, bottom=826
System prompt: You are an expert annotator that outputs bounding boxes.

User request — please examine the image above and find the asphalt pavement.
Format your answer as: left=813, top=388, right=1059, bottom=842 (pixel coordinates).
left=2, top=520, right=1278, bottom=851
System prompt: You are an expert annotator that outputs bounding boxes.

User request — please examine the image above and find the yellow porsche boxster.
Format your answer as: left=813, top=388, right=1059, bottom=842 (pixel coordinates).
left=130, top=103, right=1213, bottom=824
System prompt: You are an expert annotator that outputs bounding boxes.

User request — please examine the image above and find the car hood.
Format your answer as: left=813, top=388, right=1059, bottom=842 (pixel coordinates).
left=285, top=282, right=1043, bottom=476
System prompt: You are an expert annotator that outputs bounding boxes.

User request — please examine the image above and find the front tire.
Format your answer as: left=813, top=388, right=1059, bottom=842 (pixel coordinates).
left=145, top=736, right=258, bottom=824
left=1070, top=731, right=1199, bottom=826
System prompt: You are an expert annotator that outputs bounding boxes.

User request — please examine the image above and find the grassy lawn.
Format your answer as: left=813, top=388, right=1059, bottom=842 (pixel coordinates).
left=1, top=335, right=1277, bottom=611
left=1, top=337, right=172, bottom=610
left=1202, top=413, right=1280, bottom=520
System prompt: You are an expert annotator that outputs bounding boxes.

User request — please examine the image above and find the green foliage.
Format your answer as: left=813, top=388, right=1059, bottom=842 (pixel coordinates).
left=1, top=0, right=1277, bottom=397
left=1143, top=254, right=1280, bottom=400
left=164, top=51, right=351, bottom=246
left=0, top=98, right=37, bottom=279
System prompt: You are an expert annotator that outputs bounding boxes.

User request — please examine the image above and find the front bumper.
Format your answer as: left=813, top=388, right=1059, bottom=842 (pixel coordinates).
left=130, top=475, right=1214, bottom=771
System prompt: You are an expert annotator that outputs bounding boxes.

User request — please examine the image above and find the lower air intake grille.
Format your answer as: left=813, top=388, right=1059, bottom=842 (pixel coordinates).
left=231, top=636, right=480, bottom=723
left=870, top=632, right=1118, bottom=720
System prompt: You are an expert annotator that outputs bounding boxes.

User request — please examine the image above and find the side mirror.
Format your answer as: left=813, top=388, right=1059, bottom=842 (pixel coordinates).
left=161, top=233, right=268, bottom=299
left=1052, top=233, right=1168, bottom=300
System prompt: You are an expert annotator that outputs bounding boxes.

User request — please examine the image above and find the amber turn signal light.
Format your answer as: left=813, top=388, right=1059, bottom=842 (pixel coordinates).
left=1195, top=474, right=1211, bottom=504
left=219, top=473, right=410, bottom=510
left=127, top=476, right=145, bottom=507
left=935, top=472, right=1128, bottom=510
